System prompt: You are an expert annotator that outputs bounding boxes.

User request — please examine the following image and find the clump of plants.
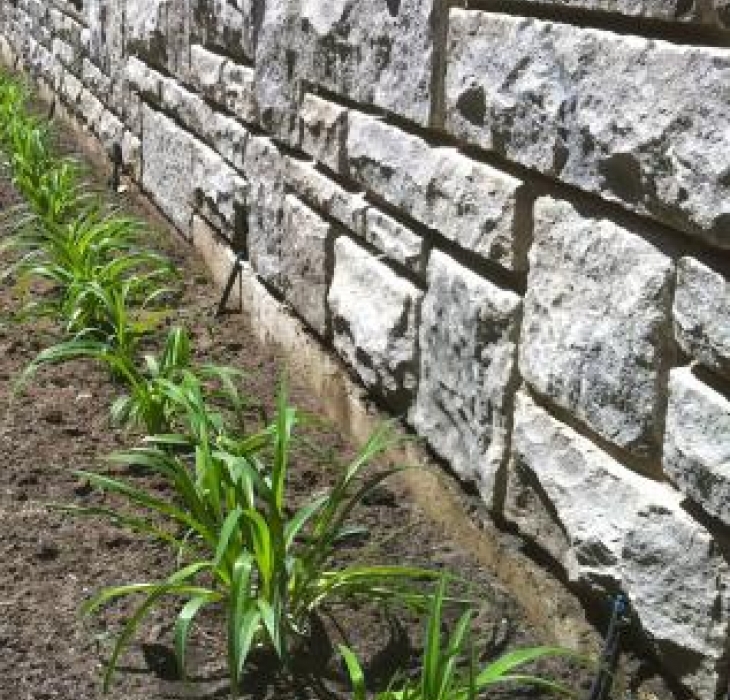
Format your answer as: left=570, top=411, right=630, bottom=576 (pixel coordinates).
left=0, top=70, right=583, bottom=700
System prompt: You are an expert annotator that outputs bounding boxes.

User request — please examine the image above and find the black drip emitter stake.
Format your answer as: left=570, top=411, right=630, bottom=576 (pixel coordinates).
left=109, top=142, right=123, bottom=192
left=587, top=594, right=630, bottom=700
left=215, top=251, right=246, bottom=318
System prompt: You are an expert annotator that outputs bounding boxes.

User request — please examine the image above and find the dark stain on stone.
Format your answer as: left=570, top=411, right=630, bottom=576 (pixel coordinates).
left=456, top=84, right=487, bottom=127
left=599, top=152, right=644, bottom=205
left=386, top=0, right=401, bottom=17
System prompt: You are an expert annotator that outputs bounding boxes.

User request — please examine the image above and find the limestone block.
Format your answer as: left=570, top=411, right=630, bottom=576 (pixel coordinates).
left=141, top=105, right=195, bottom=234
left=121, top=130, right=142, bottom=178
left=192, top=142, right=248, bottom=233
left=221, top=61, right=257, bottom=124
left=211, top=114, right=250, bottom=172
left=363, top=209, right=424, bottom=274
left=81, top=58, right=110, bottom=96
left=664, top=368, right=730, bottom=526
left=329, top=237, right=421, bottom=408
left=281, top=195, right=332, bottom=336
left=347, top=113, right=526, bottom=271
left=253, top=0, right=301, bottom=140
left=126, top=0, right=169, bottom=71
left=673, top=257, right=730, bottom=376
left=125, top=56, right=162, bottom=104
left=255, top=0, right=441, bottom=141
left=517, top=0, right=729, bottom=27
left=189, top=44, right=225, bottom=102
left=297, top=93, right=348, bottom=174
left=445, top=11, right=730, bottom=247
left=507, top=392, right=730, bottom=700
left=77, top=88, right=104, bottom=129
left=193, top=0, right=256, bottom=62
left=95, top=109, right=124, bottom=154
left=410, top=252, right=521, bottom=508
left=60, top=69, right=83, bottom=108
left=243, top=136, right=287, bottom=288
left=299, top=0, right=437, bottom=126
left=285, top=156, right=368, bottom=236
left=161, top=77, right=214, bottom=142
left=519, top=197, right=674, bottom=456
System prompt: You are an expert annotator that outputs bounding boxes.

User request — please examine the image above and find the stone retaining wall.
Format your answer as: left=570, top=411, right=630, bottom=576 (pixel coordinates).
left=1, top=1, right=729, bottom=696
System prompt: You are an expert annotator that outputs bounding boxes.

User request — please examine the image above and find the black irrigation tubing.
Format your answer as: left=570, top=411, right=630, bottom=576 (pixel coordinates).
left=587, top=594, right=630, bottom=700
left=215, top=251, right=246, bottom=318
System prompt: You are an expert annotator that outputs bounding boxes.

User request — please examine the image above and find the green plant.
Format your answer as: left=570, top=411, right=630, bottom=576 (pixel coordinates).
left=341, top=576, right=576, bottom=700
left=75, top=384, right=437, bottom=695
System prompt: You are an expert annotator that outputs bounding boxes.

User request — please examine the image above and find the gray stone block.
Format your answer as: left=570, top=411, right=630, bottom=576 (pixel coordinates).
left=507, top=392, right=730, bottom=700
left=410, top=252, right=521, bottom=508
left=347, top=113, right=527, bottom=271
left=329, top=236, right=421, bottom=408
left=664, top=368, right=730, bottom=526
left=519, top=197, right=674, bottom=456
left=673, top=257, right=730, bottom=376
left=445, top=11, right=730, bottom=247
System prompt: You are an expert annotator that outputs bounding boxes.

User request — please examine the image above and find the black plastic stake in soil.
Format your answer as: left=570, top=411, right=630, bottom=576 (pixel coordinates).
left=108, top=142, right=123, bottom=193
left=587, top=595, right=630, bottom=700
left=215, top=251, right=246, bottom=318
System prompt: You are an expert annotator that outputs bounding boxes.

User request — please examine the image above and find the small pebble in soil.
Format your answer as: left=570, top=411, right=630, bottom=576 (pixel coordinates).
left=41, top=408, right=63, bottom=425
left=35, top=540, right=60, bottom=561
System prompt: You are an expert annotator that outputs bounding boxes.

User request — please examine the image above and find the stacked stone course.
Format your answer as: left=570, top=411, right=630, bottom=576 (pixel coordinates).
left=1, top=0, right=729, bottom=696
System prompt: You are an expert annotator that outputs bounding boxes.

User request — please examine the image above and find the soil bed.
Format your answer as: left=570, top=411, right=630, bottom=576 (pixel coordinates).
left=0, top=125, right=594, bottom=700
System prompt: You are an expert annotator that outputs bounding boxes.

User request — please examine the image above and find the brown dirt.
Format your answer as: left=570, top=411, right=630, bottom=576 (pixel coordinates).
left=0, top=131, right=598, bottom=700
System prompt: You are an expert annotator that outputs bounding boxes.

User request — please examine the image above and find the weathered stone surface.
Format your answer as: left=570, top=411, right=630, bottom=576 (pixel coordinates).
left=347, top=113, right=527, bottom=271
left=189, top=43, right=225, bottom=100
left=221, top=61, right=257, bottom=124
left=281, top=195, right=331, bottom=336
left=520, top=197, right=674, bottom=455
left=125, top=0, right=169, bottom=71
left=673, top=257, right=730, bottom=376
left=141, top=105, right=195, bottom=234
left=664, top=368, right=730, bottom=526
left=161, top=77, right=215, bottom=141
left=507, top=392, right=730, bottom=700
left=445, top=11, right=730, bottom=247
left=297, top=92, right=348, bottom=173
left=285, top=156, right=368, bottom=235
left=364, top=209, right=424, bottom=274
left=255, top=0, right=440, bottom=141
left=299, top=0, right=437, bottom=126
left=518, top=0, right=730, bottom=26
left=191, top=141, right=248, bottom=233
left=243, top=135, right=287, bottom=288
left=411, top=252, right=521, bottom=508
left=329, top=237, right=421, bottom=408
left=125, top=56, right=162, bottom=103
left=193, top=0, right=256, bottom=62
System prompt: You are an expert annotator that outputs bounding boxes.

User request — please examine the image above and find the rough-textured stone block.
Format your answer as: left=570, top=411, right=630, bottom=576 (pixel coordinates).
left=517, top=0, right=729, bottom=26
left=221, top=61, right=257, bottom=124
left=161, top=77, right=214, bottom=141
left=507, top=392, right=730, bottom=700
left=297, top=93, right=348, bottom=174
left=281, top=195, right=332, bottom=337
left=364, top=209, right=423, bottom=274
left=445, top=11, right=730, bottom=247
left=347, top=113, right=527, bottom=271
left=141, top=105, right=195, bottom=234
left=126, top=0, right=168, bottom=71
left=191, top=142, right=248, bottom=233
left=673, top=257, right=730, bottom=376
left=255, top=0, right=441, bottom=140
left=190, top=43, right=225, bottom=100
left=520, top=197, right=673, bottom=455
left=664, top=368, right=730, bottom=526
left=411, top=252, right=521, bottom=508
left=193, top=0, right=256, bottom=62
left=243, top=135, right=287, bottom=288
left=285, top=156, right=368, bottom=236
left=329, top=237, right=421, bottom=408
